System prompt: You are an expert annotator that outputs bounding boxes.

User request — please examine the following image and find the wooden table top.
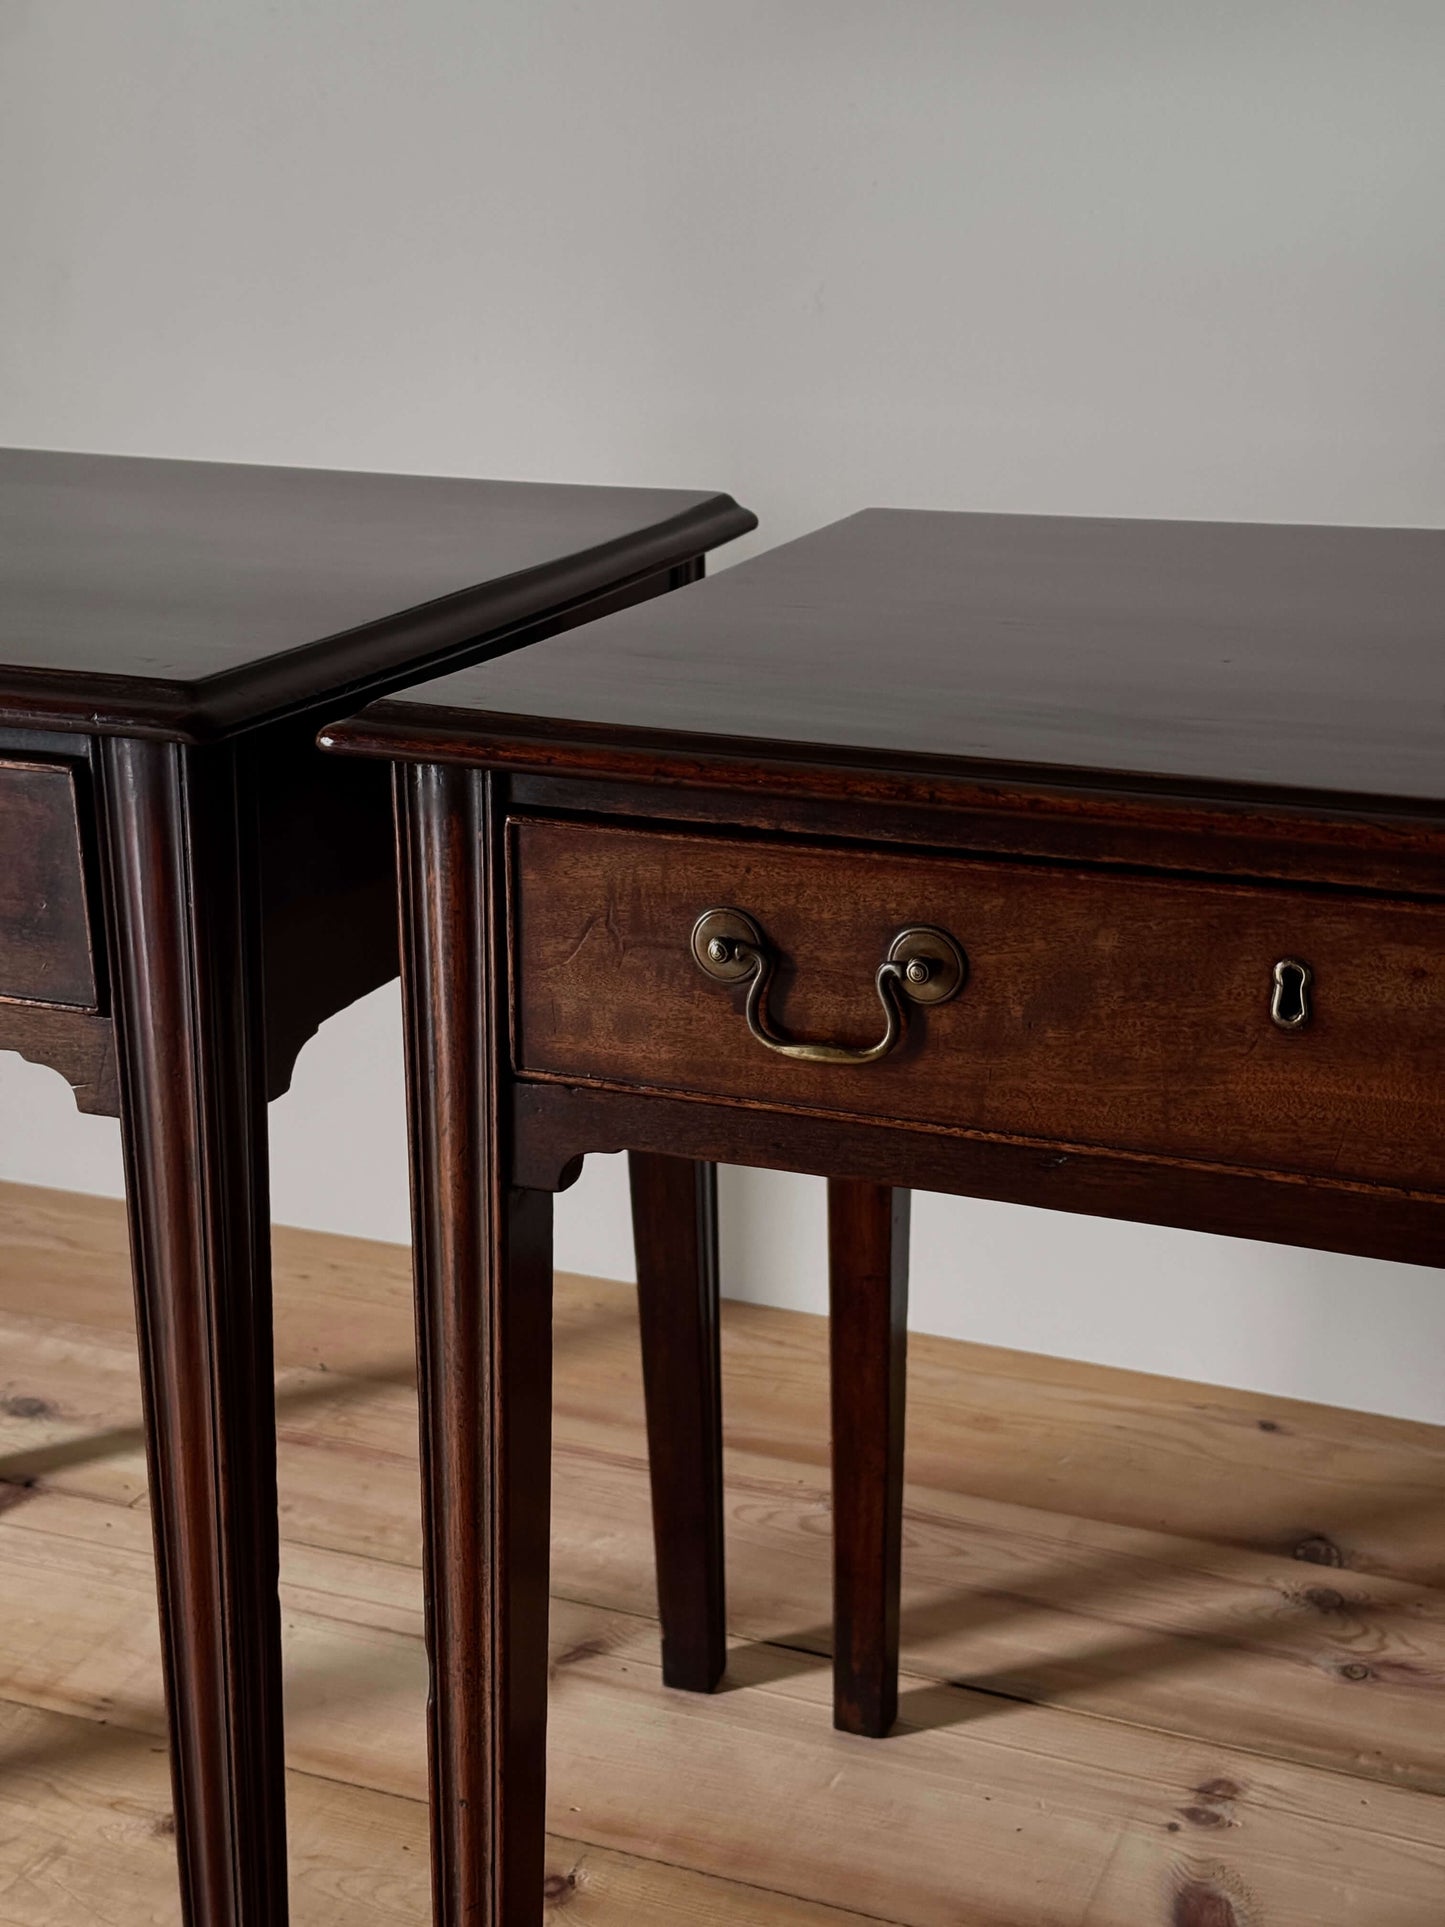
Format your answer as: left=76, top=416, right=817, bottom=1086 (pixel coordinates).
left=0, top=448, right=753, bottom=740
left=340, top=509, right=1445, bottom=816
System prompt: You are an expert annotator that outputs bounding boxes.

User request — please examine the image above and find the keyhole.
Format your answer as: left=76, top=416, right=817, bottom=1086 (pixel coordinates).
left=1271, top=958, right=1312, bottom=1032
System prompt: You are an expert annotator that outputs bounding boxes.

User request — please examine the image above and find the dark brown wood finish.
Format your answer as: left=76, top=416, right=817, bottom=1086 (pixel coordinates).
left=257, top=554, right=723, bottom=1103
left=0, top=758, right=99, bottom=1009
left=629, top=1152, right=726, bottom=1692
left=326, top=505, right=1445, bottom=1925
left=96, top=734, right=287, bottom=1926
left=514, top=1081, right=1445, bottom=1271
left=0, top=1003, right=117, bottom=1114
left=0, top=452, right=756, bottom=1927
left=328, top=508, right=1445, bottom=814
left=503, top=767, right=1445, bottom=902
left=828, top=1179, right=910, bottom=1739
left=397, top=763, right=555, bottom=1923
left=0, top=448, right=753, bottom=738
left=253, top=722, right=401, bottom=1103
left=511, top=817, right=1445, bottom=1195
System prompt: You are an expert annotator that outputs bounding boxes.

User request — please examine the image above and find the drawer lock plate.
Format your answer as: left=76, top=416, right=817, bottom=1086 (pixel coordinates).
left=1271, top=957, right=1313, bottom=1032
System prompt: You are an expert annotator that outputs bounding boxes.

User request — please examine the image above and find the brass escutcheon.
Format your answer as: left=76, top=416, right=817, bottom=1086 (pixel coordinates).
left=1270, top=957, right=1313, bottom=1032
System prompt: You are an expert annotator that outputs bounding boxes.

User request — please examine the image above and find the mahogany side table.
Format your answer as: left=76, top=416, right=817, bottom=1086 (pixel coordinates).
left=327, top=507, right=1445, bottom=1925
left=0, top=447, right=753, bottom=1926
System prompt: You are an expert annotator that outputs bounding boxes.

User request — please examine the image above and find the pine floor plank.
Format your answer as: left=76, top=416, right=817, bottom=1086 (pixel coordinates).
left=1, top=1180, right=1444, bottom=1924
left=2, top=1183, right=1443, bottom=1794
left=8, top=1317, right=1444, bottom=1795
left=5, top=1178, right=1442, bottom=1583
left=2, top=1484, right=1444, bottom=1926
left=0, top=1696, right=428, bottom=1927
left=0, top=1697, right=880, bottom=1927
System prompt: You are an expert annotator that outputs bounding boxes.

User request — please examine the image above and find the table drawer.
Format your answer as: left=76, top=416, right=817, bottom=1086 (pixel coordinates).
left=0, top=759, right=100, bottom=1011
left=511, top=818, right=1445, bottom=1194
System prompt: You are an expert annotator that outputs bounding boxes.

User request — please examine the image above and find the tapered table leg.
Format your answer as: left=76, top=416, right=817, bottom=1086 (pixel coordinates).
left=629, top=1151, right=726, bottom=1691
left=828, top=1179, right=911, bottom=1738
left=99, top=736, right=288, bottom=1925
left=399, top=762, right=554, bottom=1926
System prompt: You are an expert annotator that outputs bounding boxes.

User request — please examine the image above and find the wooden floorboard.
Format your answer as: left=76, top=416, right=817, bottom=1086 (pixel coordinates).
left=0, top=1180, right=1442, bottom=1922
left=0, top=1696, right=883, bottom=1927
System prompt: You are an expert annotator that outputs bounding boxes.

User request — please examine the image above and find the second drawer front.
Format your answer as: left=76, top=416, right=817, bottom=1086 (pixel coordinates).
left=511, top=818, right=1445, bottom=1194
left=0, top=759, right=99, bottom=1011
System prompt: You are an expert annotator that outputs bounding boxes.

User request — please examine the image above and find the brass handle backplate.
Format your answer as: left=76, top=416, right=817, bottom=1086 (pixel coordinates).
left=691, top=908, right=965, bottom=1066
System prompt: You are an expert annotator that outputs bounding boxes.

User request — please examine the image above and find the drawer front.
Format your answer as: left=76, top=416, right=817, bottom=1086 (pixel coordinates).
left=511, top=818, right=1445, bottom=1194
left=0, top=759, right=99, bottom=1010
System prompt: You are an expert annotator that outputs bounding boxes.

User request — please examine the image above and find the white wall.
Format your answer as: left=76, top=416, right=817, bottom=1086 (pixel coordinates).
left=3, top=2, right=1443, bottom=1421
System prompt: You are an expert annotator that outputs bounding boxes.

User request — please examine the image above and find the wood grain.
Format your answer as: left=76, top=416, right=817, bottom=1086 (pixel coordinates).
left=1, top=1182, right=1444, bottom=1925
left=0, top=759, right=97, bottom=1010
left=0, top=1003, right=116, bottom=1114
left=2, top=1488, right=1443, bottom=1925
left=0, top=447, right=753, bottom=739
left=332, top=508, right=1445, bottom=815
left=2, top=1181, right=1443, bottom=1789
left=96, top=735, right=288, bottom=1927
left=629, top=1151, right=726, bottom=1692
left=829, top=1179, right=910, bottom=1736
left=512, top=816, right=1445, bottom=1195
left=397, top=764, right=555, bottom=1923
left=0, top=1697, right=876, bottom=1927
left=514, top=1078, right=1445, bottom=1276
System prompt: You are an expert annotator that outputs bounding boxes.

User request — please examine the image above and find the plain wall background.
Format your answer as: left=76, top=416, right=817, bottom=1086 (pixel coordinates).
left=3, top=1, right=1443, bottom=1421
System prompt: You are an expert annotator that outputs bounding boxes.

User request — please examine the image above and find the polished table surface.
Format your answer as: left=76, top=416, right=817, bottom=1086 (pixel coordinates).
left=0, top=446, right=754, bottom=1927
left=351, top=506, right=1445, bottom=811
left=327, top=506, right=1445, bottom=1927
left=0, top=445, right=751, bottom=735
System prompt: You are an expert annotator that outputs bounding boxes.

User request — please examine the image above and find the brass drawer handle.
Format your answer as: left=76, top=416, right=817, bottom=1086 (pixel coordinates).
left=691, top=908, right=965, bottom=1066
